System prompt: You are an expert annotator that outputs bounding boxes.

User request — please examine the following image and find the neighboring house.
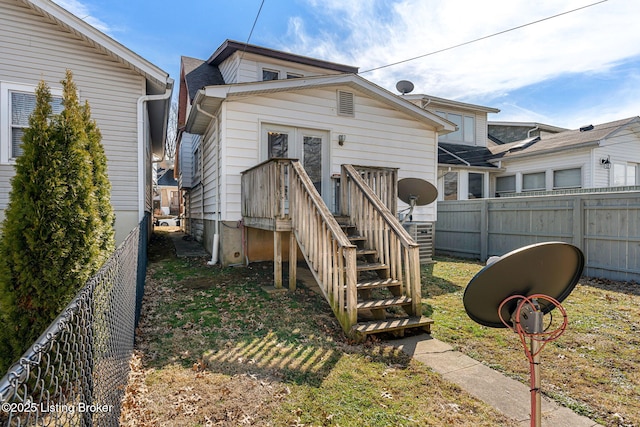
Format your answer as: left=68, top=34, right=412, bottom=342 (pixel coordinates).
left=0, top=0, right=173, bottom=244
left=404, top=94, right=501, bottom=200
left=155, top=168, right=180, bottom=216
left=488, top=121, right=567, bottom=144
left=489, top=117, right=640, bottom=196
left=176, top=39, right=455, bottom=338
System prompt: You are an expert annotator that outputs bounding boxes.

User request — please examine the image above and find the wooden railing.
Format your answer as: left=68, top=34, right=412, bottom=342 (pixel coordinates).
left=344, top=165, right=398, bottom=216
left=340, top=164, right=421, bottom=315
left=289, top=161, right=359, bottom=330
left=241, top=158, right=289, bottom=229
left=241, top=159, right=359, bottom=332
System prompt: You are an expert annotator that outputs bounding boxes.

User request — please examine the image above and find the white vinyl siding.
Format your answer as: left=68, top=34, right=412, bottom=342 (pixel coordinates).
left=0, top=0, right=148, bottom=243
left=213, top=86, right=439, bottom=221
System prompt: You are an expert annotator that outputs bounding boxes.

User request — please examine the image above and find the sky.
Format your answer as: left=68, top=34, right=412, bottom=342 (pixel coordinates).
left=52, top=0, right=640, bottom=130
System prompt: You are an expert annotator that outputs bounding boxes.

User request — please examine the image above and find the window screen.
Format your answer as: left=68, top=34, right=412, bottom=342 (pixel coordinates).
left=553, top=168, right=581, bottom=189
left=10, top=91, right=63, bottom=158
left=496, top=175, right=515, bottom=194
left=523, top=172, right=545, bottom=191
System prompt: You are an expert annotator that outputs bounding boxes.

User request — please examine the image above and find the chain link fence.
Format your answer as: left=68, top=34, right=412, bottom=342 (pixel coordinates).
left=0, top=216, right=149, bottom=426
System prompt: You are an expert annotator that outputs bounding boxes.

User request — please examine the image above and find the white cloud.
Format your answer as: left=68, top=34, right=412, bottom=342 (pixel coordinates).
left=51, top=0, right=111, bottom=34
left=284, top=0, right=640, bottom=126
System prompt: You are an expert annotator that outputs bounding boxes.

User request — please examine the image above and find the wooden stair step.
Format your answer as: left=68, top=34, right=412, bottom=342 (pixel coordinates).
left=356, top=248, right=378, bottom=256
left=348, top=235, right=367, bottom=243
left=357, top=296, right=411, bottom=310
left=356, top=278, right=400, bottom=290
left=354, top=316, right=434, bottom=334
left=356, top=262, right=388, bottom=272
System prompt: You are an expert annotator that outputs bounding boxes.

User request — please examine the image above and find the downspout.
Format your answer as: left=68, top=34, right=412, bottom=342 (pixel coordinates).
left=195, top=103, right=221, bottom=266
left=527, top=126, right=539, bottom=138
left=137, top=86, right=172, bottom=223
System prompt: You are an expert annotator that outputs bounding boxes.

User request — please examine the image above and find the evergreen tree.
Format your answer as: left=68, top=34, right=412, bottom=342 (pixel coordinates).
left=0, top=71, right=115, bottom=372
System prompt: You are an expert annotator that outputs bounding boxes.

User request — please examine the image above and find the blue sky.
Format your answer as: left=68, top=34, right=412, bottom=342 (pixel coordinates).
left=53, top=0, right=640, bottom=130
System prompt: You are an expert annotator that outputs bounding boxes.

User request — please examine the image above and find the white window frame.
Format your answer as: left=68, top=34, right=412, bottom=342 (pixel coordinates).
left=612, top=162, right=638, bottom=186
left=1, top=81, right=63, bottom=164
left=436, top=111, right=476, bottom=145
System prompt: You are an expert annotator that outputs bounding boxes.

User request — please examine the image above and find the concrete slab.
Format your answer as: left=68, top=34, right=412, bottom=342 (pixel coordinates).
left=388, top=335, right=599, bottom=427
left=166, top=231, right=210, bottom=258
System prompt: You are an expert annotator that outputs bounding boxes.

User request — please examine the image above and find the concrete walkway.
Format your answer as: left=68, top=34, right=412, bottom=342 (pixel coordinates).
left=391, top=335, right=598, bottom=427
left=162, top=234, right=598, bottom=426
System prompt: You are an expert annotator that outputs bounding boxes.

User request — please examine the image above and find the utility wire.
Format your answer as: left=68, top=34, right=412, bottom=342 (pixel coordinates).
left=360, top=0, right=608, bottom=74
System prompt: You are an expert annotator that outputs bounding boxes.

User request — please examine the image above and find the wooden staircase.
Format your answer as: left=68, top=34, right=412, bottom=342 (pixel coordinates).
left=241, top=159, right=433, bottom=341
left=335, top=216, right=433, bottom=338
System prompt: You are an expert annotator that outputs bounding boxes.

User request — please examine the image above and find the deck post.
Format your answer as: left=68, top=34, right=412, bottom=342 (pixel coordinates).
left=289, top=231, right=297, bottom=290
left=274, top=230, right=282, bottom=288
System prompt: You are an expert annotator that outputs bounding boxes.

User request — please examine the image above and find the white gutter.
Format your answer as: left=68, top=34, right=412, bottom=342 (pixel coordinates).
left=137, top=87, right=172, bottom=221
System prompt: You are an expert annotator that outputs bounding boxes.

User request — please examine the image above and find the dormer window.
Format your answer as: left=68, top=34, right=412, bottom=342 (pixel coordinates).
left=436, top=111, right=475, bottom=144
left=262, top=69, right=279, bottom=81
left=287, top=73, right=303, bottom=79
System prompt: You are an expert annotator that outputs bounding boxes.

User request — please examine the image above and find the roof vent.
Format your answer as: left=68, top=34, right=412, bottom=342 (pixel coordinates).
left=579, top=124, right=594, bottom=132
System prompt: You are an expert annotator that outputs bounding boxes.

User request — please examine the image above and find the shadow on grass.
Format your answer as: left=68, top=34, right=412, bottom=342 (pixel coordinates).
left=580, top=276, right=640, bottom=296
left=420, top=262, right=464, bottom=317
left=139, top=232, right=412, bottom=389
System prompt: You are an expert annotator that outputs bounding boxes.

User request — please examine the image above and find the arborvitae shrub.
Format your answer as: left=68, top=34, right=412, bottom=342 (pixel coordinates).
left=0, top=70, right=115, bottom=372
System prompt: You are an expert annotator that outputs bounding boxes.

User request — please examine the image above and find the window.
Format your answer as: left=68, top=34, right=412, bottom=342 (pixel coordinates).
left=613, top=163, right=637, bottom=186
left=436, top=111, right=476, bottom=144
left=496, top=175, right=515, bottom=195
left=262, top=69, right=279, bottom=81
left=523, top=172, right=546, bottom=191
left=553, top=168, right=581, bottom=189
left=1, top=82, right=63, bottom=163
left=443, top=171, right=458, bottom=200
left=468, top=172, right=484, bottom=199
left=286, top=73, right=303, bottom=79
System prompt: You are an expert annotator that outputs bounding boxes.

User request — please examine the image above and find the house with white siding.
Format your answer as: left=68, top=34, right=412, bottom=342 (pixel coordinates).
left=404, top=95, right=501, bottom=201
left=0, top=0, right=173, bottom=244
left=176, top=39, right=456, bottom=338
left=488, top=117, right=640, bottom=196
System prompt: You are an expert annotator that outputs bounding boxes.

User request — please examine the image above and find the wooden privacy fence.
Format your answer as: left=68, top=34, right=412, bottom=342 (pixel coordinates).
left=436, top=191, right=640, bottom=282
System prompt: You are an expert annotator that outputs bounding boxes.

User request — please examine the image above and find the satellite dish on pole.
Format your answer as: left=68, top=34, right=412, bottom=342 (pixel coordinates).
left=396, top=80, right=414, bottom=95
left=463, top=242, right=584, bottom=427
left=397, top=177, right=437, bottom=224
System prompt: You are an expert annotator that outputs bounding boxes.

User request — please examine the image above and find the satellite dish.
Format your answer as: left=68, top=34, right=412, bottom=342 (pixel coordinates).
left=463, top=241, right=584, bottom=427
left=396, top=80, right=414, bottom=95
left=397, top=178, right=437, bottom=224
left=463, top=242, right=583, bottom=328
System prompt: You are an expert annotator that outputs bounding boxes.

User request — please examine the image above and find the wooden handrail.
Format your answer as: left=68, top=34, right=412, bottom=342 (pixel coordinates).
left=341, top=164, right=421, bottom=316
left=289, top=160, right=358, bottom=329
left=241, top=158, right=291, bottom=220
left=351, top=165, right=399, bottom=216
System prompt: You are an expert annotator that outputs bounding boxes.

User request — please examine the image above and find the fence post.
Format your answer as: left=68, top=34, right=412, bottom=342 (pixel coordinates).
left=573, top=196, right=584, bottom=250
left=480, top=200, right=489, bottom=262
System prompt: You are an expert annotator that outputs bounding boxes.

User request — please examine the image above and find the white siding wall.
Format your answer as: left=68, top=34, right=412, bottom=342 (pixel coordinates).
left=0, top=0, right=146, bottom=242
left=596, top=132, right=640, bottom=186
left=213, top=86, right=438, bottom=221
left=202, top=119, right=219, bottom=220
left=497, top=148, right=592, bottom=193
left=218, top=52, right=347, bottom=84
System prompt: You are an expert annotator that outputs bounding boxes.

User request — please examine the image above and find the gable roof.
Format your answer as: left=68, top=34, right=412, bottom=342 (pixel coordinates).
left=186, top=73, right=456, bottom=135
left=489, top=116, right=640, bottom=160
left=21, top=0, right=174, bottom=155
left=405, top=94, right=500, bottom=114
left=207, top=39, right=359, bottom=74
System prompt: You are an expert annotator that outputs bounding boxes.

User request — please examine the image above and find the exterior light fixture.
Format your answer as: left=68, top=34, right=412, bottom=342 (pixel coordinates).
left=338, top=134, right=346, bottom=146
left=600, top=155, right=611, bottom=169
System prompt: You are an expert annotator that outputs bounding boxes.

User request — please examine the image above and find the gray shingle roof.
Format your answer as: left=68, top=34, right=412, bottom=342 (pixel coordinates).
left=489, top=116, right=640, bottom=159
left=181, top=56, right=225, bottom=101
left=439, top=142, right=498, bottom=168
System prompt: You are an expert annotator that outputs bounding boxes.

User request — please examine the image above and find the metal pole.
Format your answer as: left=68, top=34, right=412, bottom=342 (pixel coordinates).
left=530, top=336, right=541, bottom=427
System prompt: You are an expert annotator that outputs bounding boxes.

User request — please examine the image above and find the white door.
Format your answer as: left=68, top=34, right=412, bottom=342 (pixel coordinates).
left=262, top=124, right=329, bottom=203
